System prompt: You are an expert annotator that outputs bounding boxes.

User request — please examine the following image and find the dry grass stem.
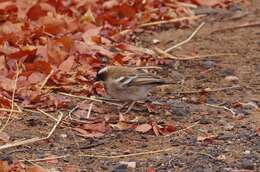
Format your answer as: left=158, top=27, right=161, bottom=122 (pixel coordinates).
left=0, top=108, right=21, bottom=113
left=40, top=70, right=54, bottom=90
left=206, top=104, right=236, bottom=115
left=154, top=47, right=180, bottom=59
left=46, top=111, right=64, bottom=138
left=172, top=85, right=241, bottom=94
left=139, top=15, right=204, bottom=27
left=86, top=103, right=93, bottom=119
left=0, top=137, right=41, bottom=150
left=0, top=65, right=20, bottom=133
left=79, top=147, right=175, bottom=159
left=165, top=121, right=200, bottom=137
left=37, top=108, right=58, bottom=121
left=165, top=22, right=205, bottom=53
left=59, top=92, right=123, bottom=107
left=0, top=111, right=63, bottom=150
left=211, top=21, right=260, bottom=34
left=22, top=155, right=70, bottom=163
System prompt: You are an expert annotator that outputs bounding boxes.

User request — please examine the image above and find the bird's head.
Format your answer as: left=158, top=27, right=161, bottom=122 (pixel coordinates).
left=96, top=66, right=108, bottom=81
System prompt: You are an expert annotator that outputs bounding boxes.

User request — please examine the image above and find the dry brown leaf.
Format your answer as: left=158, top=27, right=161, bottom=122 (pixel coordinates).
left=135, top=124, right=152, bottom=133
left=0, top=132, right=10, bottom=143
left=27, top=166, right=48, bottom=172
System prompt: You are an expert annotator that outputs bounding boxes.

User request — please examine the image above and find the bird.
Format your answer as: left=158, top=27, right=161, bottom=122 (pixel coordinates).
left=95, top=65, right=176, bottom=113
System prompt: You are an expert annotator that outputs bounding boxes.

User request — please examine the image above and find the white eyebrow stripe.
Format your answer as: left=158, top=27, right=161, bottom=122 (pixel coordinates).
left=98, top=67, right=108, bottom=74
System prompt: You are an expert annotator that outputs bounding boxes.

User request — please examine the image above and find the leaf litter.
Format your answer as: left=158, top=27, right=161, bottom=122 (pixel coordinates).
left=0, top=0, right=254, bottom=171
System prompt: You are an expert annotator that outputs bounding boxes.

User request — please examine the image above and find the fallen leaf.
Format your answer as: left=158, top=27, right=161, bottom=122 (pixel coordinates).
left=256, top=128, right=260, bottom=137
left=58, top=56, right=75, bottom=72
left=197, top=134, right=217, bottom=142
left=0, top=132, right=10, bottom=143
left=27, top=165, right=48, bottom=172
left=110, top=121, right=133, bottom=130
left=135, top=124, right=152, bottom=133
left=146, top=167, right=156, bottom=172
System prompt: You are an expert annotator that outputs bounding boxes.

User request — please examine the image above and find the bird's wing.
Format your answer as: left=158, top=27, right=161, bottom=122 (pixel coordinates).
left=115, top=70, right=165, bottom=87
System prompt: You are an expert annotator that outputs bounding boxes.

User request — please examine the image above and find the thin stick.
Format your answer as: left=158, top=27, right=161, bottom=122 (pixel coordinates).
left=165, top=121, right=200, bottom=137
left=58, top=92, right=123, bottom=107
left=37, top=108, right=58, bottom=121
left=206, top=104, right=236, bottom=115
left=79, top=147, right=175, bottom=159
left=0, top=65, right=19, bottom=133
left=0, top=108, right=21, bottom=113
left=211, top=21, right=260, bottom=34
left=45, top=111, right=63, bottom=139
left=171, top=85, right=241, bottom=94
left=0, top=111, right=63, bottom=150
left=184, top=53, right=238, bottom=60
left=40, top=70, right=54, bottom=90
left=0, top=137, right=41, bottom=150
left=139, top=15, right=205, bottom=27
left=154, top=47, right=180, bottom=60
left=165, top=22, right=205, bottom=53
left=22, top=155, right=70, bottom=163
left=86, top=103, right=93, bottom=119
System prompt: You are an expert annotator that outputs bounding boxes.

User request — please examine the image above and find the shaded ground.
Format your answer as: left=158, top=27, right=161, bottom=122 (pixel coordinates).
left=1, top=1, right=260, bottom=172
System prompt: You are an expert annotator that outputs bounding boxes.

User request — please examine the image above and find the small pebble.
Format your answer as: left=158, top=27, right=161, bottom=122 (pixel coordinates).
left=225, top=75, right=239, bottom=82
left=202, top=60, right=216, bottom=69
left=112, top=164, right=128, bottom=172
left=220, top=68, right=235, bottom=76
left=242, top=158, right=254, bottom=170
left=224, top=124, right=234, bottom=131
left=244, top=150, right=251, bottom=155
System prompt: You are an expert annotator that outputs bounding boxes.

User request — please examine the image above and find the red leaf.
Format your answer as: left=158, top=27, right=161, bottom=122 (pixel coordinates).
left=56, top=36, right=73, bottom=52
left=257, top=128, right=260, bottom=136
left=0, top=132, right=10, bottom=143
left=0, top=96, right=11, bottom=108
left=8, top=49, right=36, bottom=60
left=146, top=167, right=156, bottom=172
left=135, top=124, right=152, bottom=133
left=27, top=166, right=48, bottom=172
left=73, top=127, right=104, bottom=138
left=58, top=56, right=75, bottom=72
left=25, top=61, right=52, bottom=74
left=27, top=4, right=47, bottom=20
left=28, top=72, right=45, bottom=84
left=82, top=122, right=108, bottom=133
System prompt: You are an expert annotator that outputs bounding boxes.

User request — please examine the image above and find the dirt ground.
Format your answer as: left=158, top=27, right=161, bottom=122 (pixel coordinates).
left=1, top=1, right=259, bottom=172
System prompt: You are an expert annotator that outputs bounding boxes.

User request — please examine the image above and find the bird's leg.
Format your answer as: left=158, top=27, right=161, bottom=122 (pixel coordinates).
left=122, top=101, right=136, bottom=114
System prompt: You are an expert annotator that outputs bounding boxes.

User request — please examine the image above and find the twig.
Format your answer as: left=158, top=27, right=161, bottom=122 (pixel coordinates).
left=196, top=152, right=218, bottom=160
left=0, top=111, right=63, bottom=150
left=58, top=92, right=123, bottom=107
left=86, top=103, right=93, bottom=119
left=165, top=22, right=205, bottom=53
left=154, top=47, right=180, bottom=59
left=37, top=108, right=58, bottom=121
left=22, top=154, right=69, bottom=163
left=0, top=65, right=19, bottom=133
left=164, top=121, right=200, bottom=137
left=206, top=104, right=236, bottom=115
left=79, top=147, right=175, bottom=159
left=170, top=53, right=238, bottom=60
left=139, top=15, right=205, bottom=27
left=45, top=111, right=63, bottom=138
left=0, top=137, right=41, bottom=150
left=0, top=108, right=21, bottom=113
left=211, top=21, right=260, bottom=34
left=40, top=70, right=54, bottom=90
left=171, top=85, right=241, bottom=94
